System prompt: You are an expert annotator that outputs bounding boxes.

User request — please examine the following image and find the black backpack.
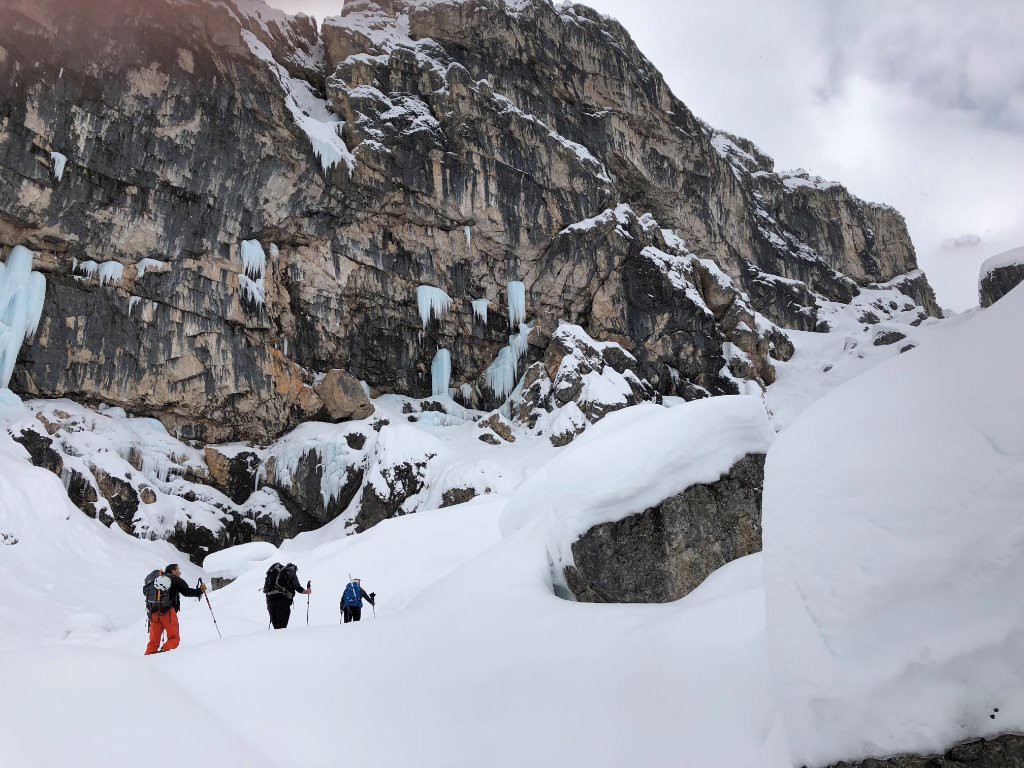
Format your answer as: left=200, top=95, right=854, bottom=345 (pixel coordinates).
left=143, top=569, right=173, bottom=613
left=263, top=563, right=295, bottom=597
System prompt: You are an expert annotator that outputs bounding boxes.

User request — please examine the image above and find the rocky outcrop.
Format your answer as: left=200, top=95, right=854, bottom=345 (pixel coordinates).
left=314, top=369, right=374, bottom=421
left=826, top=734, right=1024, bottom=768
left=565, top=454, right=765, bottom=603
left=0, top=0, right=938, bottom=444
left=979, top=246, right=1024, bottom=308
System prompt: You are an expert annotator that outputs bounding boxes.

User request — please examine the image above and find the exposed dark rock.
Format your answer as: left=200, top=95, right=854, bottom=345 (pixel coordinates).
left=10, top=428, right=63, bottom=475
left=873, top=330, right=907, bottom=347
left=825, top=734, right=1024, bottom=768
left=980, top=261, right=1024, bottom=308
left=204, top=447, right=262, bottom=505
left=441, top=487, right=477, bottom=508
left=565, top=454, right=765, bottom=603
left=92, top=468, right=140, bottom=532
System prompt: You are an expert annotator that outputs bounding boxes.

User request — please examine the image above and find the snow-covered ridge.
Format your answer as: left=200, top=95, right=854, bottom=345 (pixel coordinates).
left=778, top=168, right=840, bottom=191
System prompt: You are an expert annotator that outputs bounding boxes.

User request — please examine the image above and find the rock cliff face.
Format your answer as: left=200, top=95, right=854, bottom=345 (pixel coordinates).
left=1, top=0, right=938, bottom=446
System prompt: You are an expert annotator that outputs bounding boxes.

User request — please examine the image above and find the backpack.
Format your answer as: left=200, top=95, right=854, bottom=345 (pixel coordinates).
left=263, top=563, right=295, bottom=597
left=342, top=582, right=362, bottom=608
left=143, top=569, right=173, bottom=613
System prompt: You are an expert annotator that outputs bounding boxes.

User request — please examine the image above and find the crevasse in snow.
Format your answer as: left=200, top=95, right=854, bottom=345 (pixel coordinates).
left=431, top=348, right=451, bottom=398
left=507, top=280, right=526, bottom=328
left=417, top=285, right=452, bottom=328
left=484, top=322, right=531, bottom=399
left=50, top=152, right=67, bottom=181
left=471, top=298, right=489, bottom=325
left=0, top=246, right=47, bottom=390
left=240, top=240, right=267, bottom=280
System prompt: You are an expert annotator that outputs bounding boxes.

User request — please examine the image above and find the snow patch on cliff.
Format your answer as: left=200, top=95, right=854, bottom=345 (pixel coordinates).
left=242, top=30, right=354, bottom=174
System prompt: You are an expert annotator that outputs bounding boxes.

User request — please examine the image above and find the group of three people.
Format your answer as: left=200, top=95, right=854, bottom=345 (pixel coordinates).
left=145, top=562, right=375, bottom=655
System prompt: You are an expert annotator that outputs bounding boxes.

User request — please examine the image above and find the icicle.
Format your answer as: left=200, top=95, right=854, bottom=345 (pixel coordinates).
left=464, top=225, right=472, bottom=247
left=431, top=348, right=452, bottom=398
left=471, top=298, right=489, bottom=325
left=507, top=280, right=526, bottom=328
left=51, top=152, right=67, bottom=181
left=416, top=285, right=453, bottom=329
left=240, top=240, right=267, bottom=280
left=97, top=262, right=124, bottom=286
left=0, top=245, right=47, bottom=389
left=136, top=258, right=164, bottom=278
left=128, top=296, right=141, bottom=316
left=269, top=243, right=280, bottom=259
left=77, top=260, right=99, bottom=279
left=240, top=275, right=265, bottom=308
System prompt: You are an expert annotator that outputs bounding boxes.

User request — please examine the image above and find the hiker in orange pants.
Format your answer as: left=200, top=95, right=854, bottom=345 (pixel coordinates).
left=144, top=563, right=205, bottom=655
left=146, top=607, right=180, bottom=655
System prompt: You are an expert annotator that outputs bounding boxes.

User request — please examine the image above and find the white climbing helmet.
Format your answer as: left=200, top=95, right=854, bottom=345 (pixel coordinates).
left=154, top=575, right=172, bottom=591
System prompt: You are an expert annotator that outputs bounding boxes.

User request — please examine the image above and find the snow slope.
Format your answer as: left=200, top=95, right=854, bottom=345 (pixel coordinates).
left=763, top=282, right=1024, bottom=766
left=1, top=497, right=787, bottom=768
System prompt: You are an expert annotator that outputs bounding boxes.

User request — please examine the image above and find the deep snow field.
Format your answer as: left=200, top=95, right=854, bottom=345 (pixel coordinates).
left=0, top=283, right=1020, bottom=768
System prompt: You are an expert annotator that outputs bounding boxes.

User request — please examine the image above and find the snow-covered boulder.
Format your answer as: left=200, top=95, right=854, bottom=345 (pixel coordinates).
left=763, top=282, right=1024, bottom=766
left=201, top=540, right=278, bottom=589
left=979, top=245, right=1024, bottom=308
left=566, top=453, right=766, bottom=603
left=501, top=396, right=775, bottom=601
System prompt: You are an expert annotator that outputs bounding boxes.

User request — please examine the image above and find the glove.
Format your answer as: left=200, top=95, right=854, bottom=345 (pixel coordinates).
left=368, top=592, right=376, bottom=605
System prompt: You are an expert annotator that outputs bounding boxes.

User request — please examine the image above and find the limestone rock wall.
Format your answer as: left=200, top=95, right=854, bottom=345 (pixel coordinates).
left=0, top=0, right=938, bottom=444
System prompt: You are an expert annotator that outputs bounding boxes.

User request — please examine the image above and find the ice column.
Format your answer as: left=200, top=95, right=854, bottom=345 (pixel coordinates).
left=0, top=246, right=47, bottom=389
left=484, top=323, right=531, bottom=399
left=507, top=280, right=526, bottom=328
left=431, top=348, right=452, bottom=398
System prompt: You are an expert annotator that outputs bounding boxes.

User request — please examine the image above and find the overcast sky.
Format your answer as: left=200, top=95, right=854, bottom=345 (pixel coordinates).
left=269, top=0, right=1024, bottom=310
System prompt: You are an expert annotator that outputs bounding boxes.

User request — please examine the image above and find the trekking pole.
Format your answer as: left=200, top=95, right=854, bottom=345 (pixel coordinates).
left=306, top=580, right=311, bottom=626
left=198, top=579, right=222, bottom=639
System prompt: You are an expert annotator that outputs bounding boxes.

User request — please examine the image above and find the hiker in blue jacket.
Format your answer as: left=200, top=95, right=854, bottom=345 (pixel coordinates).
left=340, top=578, right=375, bottom=623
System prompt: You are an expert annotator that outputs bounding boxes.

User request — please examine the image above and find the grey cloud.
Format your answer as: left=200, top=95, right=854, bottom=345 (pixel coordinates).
left=941, top=234, right=982, bottom=250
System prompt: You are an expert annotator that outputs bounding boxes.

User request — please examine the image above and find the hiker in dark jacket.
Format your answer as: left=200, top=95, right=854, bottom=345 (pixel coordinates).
left=340, top=578, right=375, bottom=623
left=265, top=563, right=311, bottom=629
left=145, top=563, right=205, bottom=655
